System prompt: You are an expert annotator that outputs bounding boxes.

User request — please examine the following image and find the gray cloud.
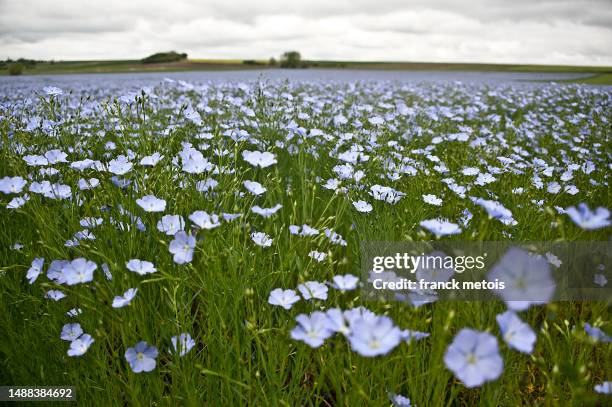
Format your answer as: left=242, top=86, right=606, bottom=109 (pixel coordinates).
left=0, top=0, right=611, bottom=65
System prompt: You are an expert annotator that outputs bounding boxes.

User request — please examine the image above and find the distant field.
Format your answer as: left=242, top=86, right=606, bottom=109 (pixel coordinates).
left=0, top=59, right=269, bottom=75
left=1, top=59, right=611, bottom=84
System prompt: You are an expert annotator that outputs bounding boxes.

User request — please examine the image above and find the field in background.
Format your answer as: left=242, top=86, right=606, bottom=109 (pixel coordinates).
left=1, top=59, right=611, bottom=84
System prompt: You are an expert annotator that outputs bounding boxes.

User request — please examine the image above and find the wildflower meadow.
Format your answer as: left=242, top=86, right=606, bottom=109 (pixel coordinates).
left=0, top=76, right=611, bottom=405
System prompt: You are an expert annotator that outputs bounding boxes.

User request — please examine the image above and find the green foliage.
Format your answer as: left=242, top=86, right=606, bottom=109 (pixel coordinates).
left=280, top=51, right=302, bottom=68
left=141, top=51, right=188, bottom=64
left=8, top=63, right=25, bottom=75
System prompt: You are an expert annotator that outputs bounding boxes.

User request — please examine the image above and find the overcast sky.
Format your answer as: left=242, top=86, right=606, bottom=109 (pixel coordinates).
left=1, top=0, right=611, bottom=65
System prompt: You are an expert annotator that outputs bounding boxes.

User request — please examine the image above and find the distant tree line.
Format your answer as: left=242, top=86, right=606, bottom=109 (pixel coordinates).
left=141, top=52, right=188, bottom=64
left=1, top=58, right=41, bottom=75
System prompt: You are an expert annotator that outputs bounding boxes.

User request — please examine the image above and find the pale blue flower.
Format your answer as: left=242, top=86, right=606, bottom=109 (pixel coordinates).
left=496, top=311, right=536, bottom=353
left=45, top=290, right=66, bottom=301
left=268, top=288, right=301, bottom=310
left=471, top=197, right=517, bottom=226
left=444, top=328, right=503, bottom=388
left=400, top=329, right=430, bottom=343
left=243, top=180, right=266, bottom=195
left=488, top=248, right=555, bottom=311
left=44, top=149, right=68, bottom=164
left=584, top=323, right=612, bottom=343
left=370, top=184, right=405, bottom=204
left=169, top=231, right=196, bottom=264
left=389, top=393, right=413, bottom=407
left=171, top=333, right=196, bottom=356
left=63, top=258, right=97, bottom=285
left=222, top=213, right=242, bottom=221
left=67, top=334, right=94, bottom=357
left=136, top=194, right=166, bottom=212
left=297, top=281, right=328, bottom=300
left=594, top=273, right=607, bottom=287
left=352, top=200, right=373, bottom=213
left=0, top=176, right=27, bottom=194
left=189, top=211, right=221, bottom=229
left=348, top=315, right=402, bottom=357
left=325, top=308, right=351, bottom=335
left=289, top=224, right=319, bottom=237
left=308, top=250, right=326, bottom=262
left=107, top=155, right=132, bottom=175
left=7, top=194, right=30, bottom=209
left=290, top=312, right=335, bottom=348
left=126, top=259, right=156, bottom=275
left=125, top=341, right=158, bottom=373
left=156, top=214, right=184, bottom=235
left=565, top=203, right=610, bottom=230
left=251, top=204, right=283, bottom=218
left=331, top=274, right=359, bottom=291
left=26, top=257, right=44, bottom=284
left=43, top=86, right=63, bottom=96
left=251, top=231, right=272, bottom=247
left=423, top=194, right=442, bottom=206
left=140, top=152, right=164, bottom=166
left=61, top=323, right=83, bottom=341
left=112, top=288, right=138, bottom=308
left=183, top=106, right=202, bottom=126
left=594, top=381, right=611, bottom=394
left=242, top=150, right=277, bottom=168
left=420, top=219, right=462, bottom=237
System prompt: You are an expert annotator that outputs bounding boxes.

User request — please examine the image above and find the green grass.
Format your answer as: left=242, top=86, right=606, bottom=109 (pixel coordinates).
left=0, top=59, right=271, bottom=76
left=1, top=58, right=610, bottom=77
left=0, top=82, right=610, bottom=406
left=561, top=73, right=612, bottom=86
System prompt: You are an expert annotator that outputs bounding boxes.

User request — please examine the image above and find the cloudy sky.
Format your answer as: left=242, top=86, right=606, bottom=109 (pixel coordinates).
left=1, top=0, right=611, bottom=65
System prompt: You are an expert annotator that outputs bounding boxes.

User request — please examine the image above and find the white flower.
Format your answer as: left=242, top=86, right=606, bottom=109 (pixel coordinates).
left=422, top=194, right=442, bottom=206
left=43, top=86, right=63, bottom=96
left=0, top=176, right=27, bottom=194
left=290, top=312, right=335, bottom=348
left=297, top=281, right=328, bottom=300
left=370, top=185, right=405, bottom=204
left=348, top=315, right=402, bottom=357
left=112, top=288, right=138, bottom=308
left=251, top=232, right=272, bottom=247
left=140, top=152, right=164, bottom=166
left=594, top=381, right=612, bottom=394
left=169, top=231, right=196, bottom=264
left=243, top=180, right=267, bottom=195
left=136, top=195, right=166, bottom=212
left=26, top=257, right=44, bottom=284
left=352, top=200, right=373, bottom=213
left=331, top=274, right=359, bottom=291
left=67, top=334, right=95, bottom=357
left=126, top=259, right=157, bottom=275
left=420, top=219, right=462, bottom=237
left=189, top=211, right=221, bottom=229
left=242, top=150, right=277, bottom=168
left=108, top=156, right=133, bottom=175
left=157, top=214, right=185, bottom=235
left=308, top=250, right=327, bottom=262
left=251, top=204, right=282, bottom=218
left=268, top=288, right=301, bottom=310
left=63, top=259, right=97, bottom=285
